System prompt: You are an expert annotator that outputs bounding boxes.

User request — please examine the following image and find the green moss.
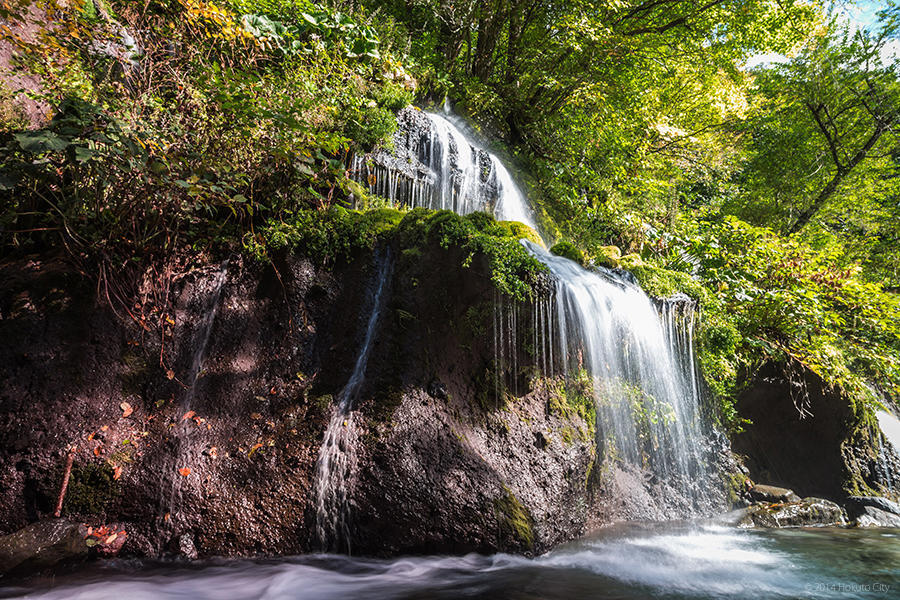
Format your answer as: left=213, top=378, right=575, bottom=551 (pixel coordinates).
left=313, top=394, right=333, bottom=415
left=619, top=253, right=644, bottom=269
left=550, top=240, right=585, bottom=265
left=721, top=470, right=749, bottom=507
left=63, top=462, right=120, bottom=515
left=0, top=83, right=28, bottom=131
left=498, top=221, right=543, bottom=246
left=493, top=487, right=535, bottom=550
left=370, top=386, right=405, bottom=422
left=629, top=263, right=705, bottom=300
left=595, top=245, right=622, bottom=268
left=119, top=348, right=150, bottom=395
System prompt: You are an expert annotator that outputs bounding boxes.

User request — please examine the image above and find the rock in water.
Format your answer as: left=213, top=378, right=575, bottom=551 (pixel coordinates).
left=0, top=520, right=89, bottom=574
left=738, top=497, right=846, bottom=528
left=748, top=484, right=801, bottom=504
left=845, top=495, right=900, bottom=516
left=854, top=506, right=900, bottom=528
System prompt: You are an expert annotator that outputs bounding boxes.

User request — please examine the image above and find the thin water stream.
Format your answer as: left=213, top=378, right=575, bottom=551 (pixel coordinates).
left=314, top=249, right=394, bottom=553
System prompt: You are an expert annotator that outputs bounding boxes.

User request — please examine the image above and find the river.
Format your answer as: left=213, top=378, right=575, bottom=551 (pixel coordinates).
left=3, top=523, right=897, bottom=599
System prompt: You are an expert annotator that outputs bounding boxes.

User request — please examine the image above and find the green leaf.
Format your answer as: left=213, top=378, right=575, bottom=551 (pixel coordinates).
left=14, top=132, right=70, bottom=153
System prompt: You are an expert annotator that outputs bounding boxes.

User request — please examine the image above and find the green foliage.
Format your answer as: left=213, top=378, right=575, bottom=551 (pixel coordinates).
left=0, top=0, right=414, bottom=261
left=249, top=207, right=545, bottom=298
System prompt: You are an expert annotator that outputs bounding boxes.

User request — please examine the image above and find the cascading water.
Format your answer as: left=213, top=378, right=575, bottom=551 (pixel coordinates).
left=356, top=106, right=723, bottom=516
left=521, top=242, right=718, bottom=514
left=159, top=261, right=229, bottom=546
left=350, top=107, right=540, bottom=234
left=314, top=248, right=394, bottom=552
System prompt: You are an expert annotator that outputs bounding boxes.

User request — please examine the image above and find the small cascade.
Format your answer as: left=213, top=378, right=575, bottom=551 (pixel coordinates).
left=522, top=241, right=719, bottom=515
left=875, top=409, right=900, bottom=497
left=159, top=261, right=229, bottom=546
left=314, top=248, right=394, bottom=552
left=350, top=107, right=540, bottom=235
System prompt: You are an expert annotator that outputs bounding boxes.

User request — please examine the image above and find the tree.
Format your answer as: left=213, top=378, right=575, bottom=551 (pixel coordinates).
left=741, top=15, right=900, bottom=234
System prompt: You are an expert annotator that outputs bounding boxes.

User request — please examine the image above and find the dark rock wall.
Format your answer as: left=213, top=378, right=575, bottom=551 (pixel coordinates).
left=733, top=360, right=899, bottom=501
left=0, top=242, right=594, bottom=558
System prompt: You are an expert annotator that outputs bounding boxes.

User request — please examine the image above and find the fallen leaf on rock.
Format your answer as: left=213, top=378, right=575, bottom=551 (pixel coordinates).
left=120, top=402, right=133, bottom=418
left=166, top=369, right=175, bottom=380
left=250, top=413, right=262, bottom=420
left=113, top=466, right=122, bottom=480
left=182, top=410, right=196, bottom=421
left=100, top=425, right=109, bottom=431
left=93, top=446, right=102, bottom=457
left=105, top=533, right=118, bottom=545
left=179, top=467, right=191, bottom=477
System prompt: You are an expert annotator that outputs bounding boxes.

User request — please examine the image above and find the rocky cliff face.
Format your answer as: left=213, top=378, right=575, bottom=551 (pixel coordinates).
left=733, top=360, right=900, bottom=501
left=0, top=237, right=595, bottom=559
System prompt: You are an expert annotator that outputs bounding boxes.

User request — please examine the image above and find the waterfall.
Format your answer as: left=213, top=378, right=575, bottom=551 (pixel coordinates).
left=350, top=106, right=722, bottom=519
left=314, top=248, right=394, bottom=552
left=159, top=261, right=229, bottom=548
left=350, top=107, right=540, bottom=235
left=522, top=243, right=717, bottom=513
left=876, top=410, right=900, bottom=497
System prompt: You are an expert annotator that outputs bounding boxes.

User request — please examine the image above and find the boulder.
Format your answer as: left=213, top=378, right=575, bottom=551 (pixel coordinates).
left=737, top=497, right=846, bottom=528
left=845, top=495, right=900, bottom=517
left=854, top=506, right=900, bottom=528
left=845, top=496, right=900, bottom=527
left=0, top=519, right=89, bottom=574
left=748, top=484, right=800, bottom=504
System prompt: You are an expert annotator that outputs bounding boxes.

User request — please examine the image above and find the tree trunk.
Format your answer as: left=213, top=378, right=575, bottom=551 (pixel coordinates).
left=788, top=123, right=888, bottom=234
left=472, top=0, right=507, bottom=81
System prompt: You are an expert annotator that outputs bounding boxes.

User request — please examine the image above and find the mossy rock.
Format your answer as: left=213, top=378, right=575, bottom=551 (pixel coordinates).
left=63, top=462, right=120, bottom=515
left=629, top=264, right=705, bottom=301
left=549, top=241, right=585, bottom=266
left=498, top=221, right=543, bottom=246
left=619, top=253, right=644, bottom=269
left=493, top=487, right=535, bottom=550
left=596, top=245, right=622, bottom=268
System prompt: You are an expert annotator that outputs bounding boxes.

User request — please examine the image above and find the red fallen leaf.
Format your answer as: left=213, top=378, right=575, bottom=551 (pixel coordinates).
left=87, top=432, right=96, bottom=441
left=100, top=425, right=109, bottom=431
left=208, top=447, right=218, bottom=459
left=166, top=369, right=175, bottom=380
left=164, top=513, right=170, bottom=522
left=182, top=410, right=196, bottom=421
left=178, top=467, right=191, bottom=477
left=93, top=446, right=102, bottom=457
left=113, top=466, right=122, bottom=480
left=120, top=402, right=133, bottom=418
left=270, top=387, right=277, bottom=395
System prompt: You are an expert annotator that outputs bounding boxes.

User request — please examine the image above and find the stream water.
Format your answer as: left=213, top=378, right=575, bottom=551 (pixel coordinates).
left=4, top=524, right=897, bottom=599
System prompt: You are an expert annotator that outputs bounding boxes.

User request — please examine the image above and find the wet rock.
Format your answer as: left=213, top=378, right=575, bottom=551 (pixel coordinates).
left=178, top=533, right=198, bottom=559
left=738, top=497, right=846, bottom=528
left=853, top=506, right=900, bottom=528
left=427, top=379, right=448, bottom=401
left=845, top=496, right=900, bottom=527
left=748, top=484, right=800, bottom=504
left=845, top=495, right=900, bottom=517
left=0, top=519, right=89, bottom=574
